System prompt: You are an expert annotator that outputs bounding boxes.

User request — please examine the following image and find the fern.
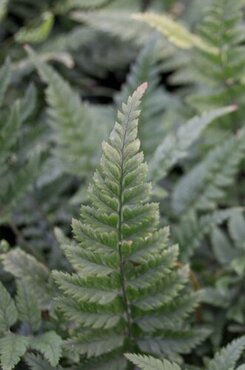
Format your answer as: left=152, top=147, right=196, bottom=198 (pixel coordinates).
left=189, top=0, right=245, bottom=115
left=0, top=280, right=62, bottom=369
left=0, top=333, right=30, bottom=370
left=203, top=210, right=245, bottom=326
left=53, top=85, right=206, bottom=368
left=71, top=11, right=154, bottom=46
left=126, top=336, right=245, bottom=370
left=207, top=335, right=245, bottom=370
left=30, top=332, right=62, bottom=367
left=148, top=106, right=236, bottom=183
left=2, top=248, right=51, bottom=307
left=132, top=12, right=216, bottom=53
left=173, top=208, right=238, bottom=261
left=15, top=11, right=54, bottom=44
left=0, top=281, right=18, bottom=333
left=16, top=280, right=41, bottom=331
left=27, top=47, right=111, bottom=188
left=25, top=353, right=61, bottom=370
left=228, top=211, right=245, bottom=251
left=172, top=128, right=245, bottom=215
left=125, top=353, right=181, bottom=370
left=0, top=64, right=40, bottom=223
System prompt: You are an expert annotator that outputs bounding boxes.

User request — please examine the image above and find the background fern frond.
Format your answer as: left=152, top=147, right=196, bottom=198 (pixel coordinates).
left=0, top=333, right=29, bottom=370
left=132, top=12, right=216, bottom=53
left=172, top=128, right=245, bottom=215
left=125, top=353, right=181, bottom=370
left=15, top=12, right=54, bottom=44
left=207, top=335, right=245, bottom=370
left=148, top=106, right=236, bottom=183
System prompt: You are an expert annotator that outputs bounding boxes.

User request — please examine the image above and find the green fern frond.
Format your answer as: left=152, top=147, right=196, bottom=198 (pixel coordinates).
left=0, top=84, right=40, bottom=223
left=0, top=282, right=18, bottom=333
left=15, top=12, right=54, bottom=44
left=211, top=226, right=239, bottom=266
left=19, top=83, right=37, bottom=123
left=16, top=280, right=41, bottom=332
left=189, top=0, right=245, bottom=114
left=174, top=208, right=239, bottom=261
left=53, top=84, right=201, bottom=367
left=125, top=353, right=181, bottom=370
left=132, top=13, right=216, bottom=54
left=207, top=335, right=245, bottom=370
left=27, top=47, right=110, bottom=180
left=2, top=248, right=51, bottom=306
left=228, top=211, right=245, bottom=250
left=29, top=332, right=62, bottom=367
left=25, top=353, right=60, bottom=370
left=172, top=129, right=245, bottom=215
left=0, top=333, right=29, bottom=370
left=149, top=106, right=236, bottom=183
left=71, top=11, right=153, bottom=46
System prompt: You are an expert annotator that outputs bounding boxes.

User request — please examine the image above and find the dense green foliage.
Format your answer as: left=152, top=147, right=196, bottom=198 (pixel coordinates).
left=0, top=0, right=244, bottom=369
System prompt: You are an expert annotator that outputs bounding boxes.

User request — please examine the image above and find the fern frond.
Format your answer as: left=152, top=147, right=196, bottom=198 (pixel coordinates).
left=15, top=11, right=54, bottom=44
left=0, top=334, right=29, bottom=370
left=19, top=83, right=37, bottom=123
left=138, top=327, right=209, bottom=356
left=208, top=335, right=245, bottom=370
left=189, top=0, right=245, bottom=114
left=2, top=248, right=51, bottom=306
left=53, top=84, right=203, bottom=366
left=29, top=332, right=62, bottom=367
left=228, top=210, right=245, bottom=250
left=172, top=129, right=245, bottom=215
left=16, top=280, right=41, bottom=332
left=211, top=227, right=238, bottom=266
left=71, top=11, right=153, bottom=46
left=0, top=92, right=40, bottom=222
left=27, top=47, right=110, bottom=180
left=0, top=282, right=18, bottom=333
left=132, top=13, right=216, bottom=53
left=174, top=208, right=239, bottom=261
left=125, top=353, right=181, bottom=370
left=149, top=106, right=236, bottom=183
left=25, top=353, right=60, bottom=370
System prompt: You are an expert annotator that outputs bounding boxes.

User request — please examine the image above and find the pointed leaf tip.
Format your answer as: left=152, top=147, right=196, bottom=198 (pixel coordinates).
left=229, top=104, right=238, bottom=111
left=139, top=82, right=148, bottom=91
left=136, top=82, right=148, bottom=98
